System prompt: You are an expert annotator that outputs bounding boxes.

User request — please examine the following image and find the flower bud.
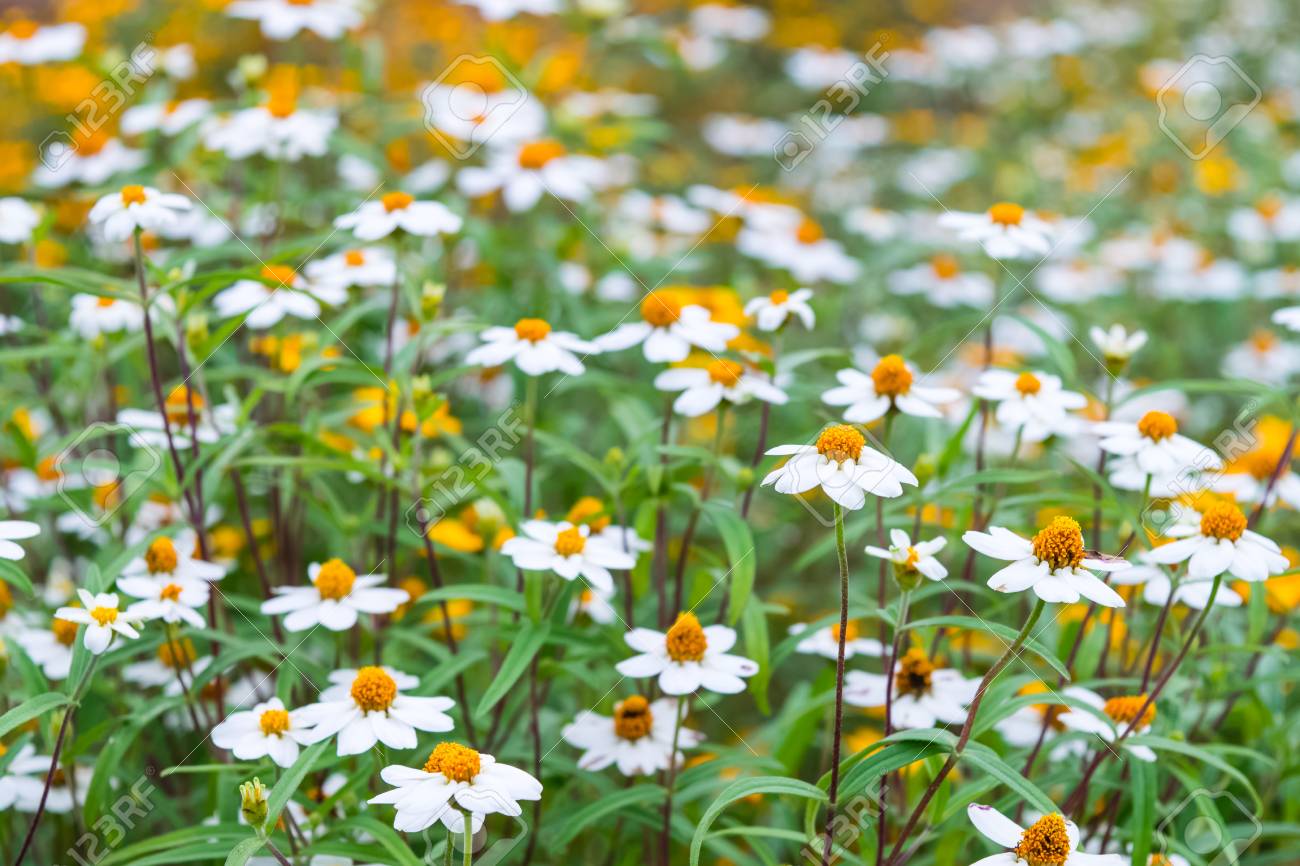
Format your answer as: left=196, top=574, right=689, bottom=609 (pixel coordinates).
left=240, top=777, right=269, bottom=828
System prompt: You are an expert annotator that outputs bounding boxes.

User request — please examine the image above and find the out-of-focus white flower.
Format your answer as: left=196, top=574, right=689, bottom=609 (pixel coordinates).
left=653, top=359, right=787, bottom=417
left=458, top=140, right=607, bottom=211
left=466, top=318, right=597, bottom=376
left=0, top=20, right=85, bottom=64
left=938, top=202, right=1054, bottom=260
left=973, top=369, right=1086, bottom=443
left=744, top=288, right=814, bottom=332
left=333, top=192, right=462, bottom=240
left=1089, top=324, right=1147, bottom=366
left=213, top=265, right=346, bottom=329
left=888, top=254, right=995, bottom=308
left=121, top=99, right=211, bottom=136
left=562, top=695, right=703, bottom=776
left=0, top=198, right=40, bottom=244
left=88, top=185, right=191, bottom=243
left=225, top=0, right=364, bottom=39
left=844, top=648, right=977, bottom=728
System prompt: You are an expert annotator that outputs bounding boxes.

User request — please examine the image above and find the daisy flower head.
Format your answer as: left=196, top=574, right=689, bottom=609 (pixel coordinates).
left=69, top=293, right=156, bottom=340
left=333, top=192, right=462, bottom=241
left=736, top=215, right=861, bottom=284
left=888, top=254, right=995, bottom=308
left=500, top=520, right=635, bottom=595
left=15, top=614, right=79, bottom=679
left=117, top=385, right=238, bottom=450
left=225, top=0, right=364, bottom=40
left=212, top=265, right=346, bottom=330
left=973, top=369, right=1086, bottom=443
left=1095, top=410, right=1222, bottom=493
left=371, top=742, right=541, bottom=835
left=938, top=201, right=1054, bottom=260
left=261, top=559, right=410, bottom=632
left=118, top=572, right=209, bottom=629
left=966, top=805, right=1123, bottom=866
left=87, top=185, right=191, bottom=243
left=843, top=647, right=977, bottom=728
left=1057, top=692, right=1158, bottom=762
left=299, top=666, right=455, bottom=755
left=212, top=697, right=314, bottom=768
left=788, top=619, right=883, bottom=660
left=653, top=358, right=788, bottom=417
left=615, top=612, right=759, bottom=695
left=963, top=516, right=1128, bottom=606
left=761, top=423, right=919, bottom=510
left=744, top=287, right=814, bottom=332
left=0, top=198, right=40, bottom=245
left=1089, top=324, right=1148, bottom=369
left=822, top=355, right=960, bottom=424
left=994, top=682, right=1094, bottom=757
left=457, top=139, right=607, bottom=212
left=35, top=131, right=145, bottom=188
left=464, top=318, right=597, bottom=376
left=305, top=247, right=397, bottom=290
left=562, top=695, right=704, bottom=776
left=864, top=529, right=949, bottom=585
left=0, top=19, right=85, bottom=64
left=120, top=637, right=212, bottom=690
left=1108, top=552, right=1244, bottom=610
left=595, top=291, right=739, bottom=363
left=54, top=589, right=144, bottom=655
left=120, top=99, right=211, bottom=137
left=121, top=532, right=228, bottom=583
left=201, top=89, right=337, bottom=162
left=1144, top=501, right=1287, bottom=581
left=0, top=520, right=40, bottom=560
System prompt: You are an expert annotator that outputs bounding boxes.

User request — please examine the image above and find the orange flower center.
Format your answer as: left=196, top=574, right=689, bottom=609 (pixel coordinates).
left=641, top=292, right=683, bottom=327
left=145, top=537, right=179, bottom=574
left=815, top=424, right=865, bottom=462
left=1102, top=694, right=1155, bottom=729
left=423, top=741, right=481, bottom=781
left=553, top=526, right=586, bottom=556
left=517, top=139, right=565, bottom=170
left=665, top=611, right=708, bottom=662
left=894, top=647, right=934, bottom=697
left=90, top=605, right=118, bottom=626
left=350, top=666, right=398, bottom=712
left=871, top=354, right=913, bottom=397
left=96, top=296, right=116, bottom=308
left=1255, top=195, right=1283, bottom=220
left=381, top=191, right=413, bottom=212
left=259, top=708, right=291, bottom=735
left=795, top=218, right=824, bottom=244
left=159, top=583, right=184, bottom=602
left=8, top=20, right=39, bottom=39
left=930, top=254, right=960, bottom=279
left=769, top=289, right=790, bottom=304
left=260, top=265, right=296, bottom=286
left=1200, top=502, right=1246, bottom=541
left=613, top=695, right=654, bottom=740
left=1014, top=372, right=1042, bottom=395
left=830, top=620, right=860, bottom=642
left=52, top=617, right=79, bottom=646
left=1013, top=813, right=1072, bottom=866
left=344, top=249, right=366, bottom=266
left=1032, top=516, right=1085, bottom=570
left=1250, top=329, right=1277, bottom=352
left=988, top=202, right=1026, bottom=226
left=1137, top=411, right=1177, bottom=442
left=706, top=359, right=744, bottom=387
left=314, top=558, right=357, bottom=600
left=120, top=185, right=147, bottom=206
left=514, top=318, right=552, bottom=342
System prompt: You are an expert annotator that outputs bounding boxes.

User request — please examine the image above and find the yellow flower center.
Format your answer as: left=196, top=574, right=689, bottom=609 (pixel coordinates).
left=8, top=19, right=39, bottom=39
left=90, top=605, right=118, bottom=626
left=829, top=620, right=860, bottom=642
left=259, top=708, right=291, bottom=736
left=158, top=637, right=197, bottom=669
left=554, top=526, right=587, bottom=556
left=1015, top=372, right=1042, bottom=396
left=1032, top=516, right=1085, bottom=571
left=423, top=742, right=481, bottom=782
left=815, top=424, right=865, bottom=463
left=707, top=359, right=744, bottom=387
left=120, top=184, right=147, bottom=206
left=381, top=191, right=413, bottom=212
left=665, top=611, right=708, bottom=662
left=795, top=218, right=824, bottom=244
left=0, top=580, right=10, bottom=618
left=1102, top=694, right=1155, bottom=729
left=314, top=558, right=357, bottom=600
left=988, top=202, right=1026, bottom=227
left=1250, top=329, right=1277, bottom=352
left=514, top=318, right=552, bottom=342
left=96, top=296, right=116, bottom=308
left=931, top=254, right=960, bottom=279
left=613, top=695, right=654, bottom=741
left=260, top=264, right=296, bottom=286
left=1255, top=195, right=1283, bottom=220
left=641, top=292, right=683, bottom=327
left=344, top=249, right=366, bottom=266
left=52, top=616, right=79, bottom=647
left=893, top=647, right=934, bottom=698
left=517, top=139, right=566, bottom=169
left=769, top=289, right=790, bottom=304
left=159, top=583, right=184, bottom=602
left=871, top=354, right=913, bottom=398
left=1199, top=502, right=1246, bottom=541
left=1137, top=410, right=1177, bottom=442
left=146, top=537, right=179, bottom=574
left=265, top=88, right=297, bottom=119
left=350, top=666, right=398, bottom=712
left=1013, top=813, right=1072, bottom=866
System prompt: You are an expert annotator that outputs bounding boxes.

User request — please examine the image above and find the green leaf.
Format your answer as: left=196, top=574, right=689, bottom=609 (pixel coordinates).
left=1130, top=759, right=1155, bottom=866
left=0, top=558, right=35, bottom=595
left=224, top=836, right=266, bottom=866
left=961, top=743, right=1057, bottom=815
left=265, top=739, right=330, bottom=831
left=690, top=776, right=827, bottom=866
left=1126, top=735, right=1260, bottom=807
left=474, top=621, right=549, bottom=717
left=741, top=596, right=771, bottom=714
left=550, top=784, right=666, bottom=847
left=700, top=501, right=756, bottom=625
left=0, top=692, right=69, bottom=739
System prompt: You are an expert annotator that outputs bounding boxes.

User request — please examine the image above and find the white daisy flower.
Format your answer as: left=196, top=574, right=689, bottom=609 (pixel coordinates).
left=455, top=0, right=561, bottom=20
left=54, top=589, right=144, bottom=655
left=202, top=95, right=337, bottom=162
left=14, top=615, right=78, bottom=680
left=1056, top=692, right=1159, bottom=763
left=0, top=198, right=40, bottom=244
left=938, top=202, right=1054, bottom=260
left=972, top=369, right=1086, bottom=443
left=1227, top=195, right=1300, bottom=245
left=213, top=264, right=346, bottom=329
left=369, top=742, right=541, bottom=835
left=299, top=666, right=455, bottom=756
left=10, top=745, right=89, bottom=814
left=1089, top=324, right=1147, bottom=367
left=1108, top=553, right=1243, bottom=610
left=1222, top=330, right=1300, bottom=386
left=1273, top=304, right=1300, bottom=333
left=0, top=20, right=85, bottom=64
left=735, top=216, right=860, bottom=285
left=465, top=318, right=597, bottom=377
left=501, top=520, right=635, bottom=595
left=34, top=134, right=145, bottom=188
left=1144, top=501, right=1287, bottom=581
left=419, top=86, right=546, bottom=153
left=744, top=287, right=815, bottom=332
left=261, top=559, right=410, bottom=632
left=965, top=804, right=1123, bottom=866
left=822, top=355, right=960, bottom=424
left=118, top=574, right=209, bottom=629
left=225, top=0, right=364, bottom=39
left=653, top=359, right=787, bottom=417
left=86, top=185, right=190, bottom=243
left=963, top=516, right=1127, bottom=606
left=615, top=613, right=759, bottom=695
left=1094, top=410, right=1221, bottom=492
left=761, top=423, right=919, bottom=510
left=612, top=190, right=711, bottom=259
left=212, top=697, right=315, bottom=768
left=994, top=683, right=1094, bottom=760
left=864, top=529, right=949, bottom=582
left=573, top=586, right=619, bottom=624
left=121, top=532, right=227, bottom=584
left=69, top=294, right=160, bottom=339
left=843, top=648, right=978, bottom=728
left=333, top=192, right=462, bottom=241
left=0, top=519, right=40, bottom=560
left=304, top=247, right=397, bottom=290
left=1035, top=260, right=1124, bottom=304
left=788, top=620, right=883, bottom=660
left=457, top=139, right=607, bottom=212
left=595, top=292, right=739, bottom=363
left=562, top=695, right=703, bottom=776
left=120, top=99, right=212, bottom=136
left=888, top=255, right=995, bottom=308
left=117, top=386, right=238, bottom=450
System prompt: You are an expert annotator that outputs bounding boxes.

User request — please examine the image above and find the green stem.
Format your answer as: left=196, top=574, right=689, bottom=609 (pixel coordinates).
left=462, top=809, right=474, bottom=866
left=820, top=503, right=851, bottom=866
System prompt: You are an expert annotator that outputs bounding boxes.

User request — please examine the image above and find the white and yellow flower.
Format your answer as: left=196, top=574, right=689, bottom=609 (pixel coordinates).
left=843, top=648, right=977, bottom=728
left=212, top=697, right=315, bottom=768
left=1144, top=501, right=1287, bottom=581
left=562, top=695, right=703, bottom=776
left=963, top=516, right=1127, bottom=606
left=654, top=359, right=787, bottom=417
left=788, top=619, right=883, bottom=659
left=762, top=424, right=919, bottom=509
left=743, top=287, right=815, bottom=332
left=225, top=0, right=364, bottom=40
left=333, top=192, right=462, bottom=240
left=615, top=613, right=758, bottom=695
left=864, top=529, right=948, bottom=582
left=596, top=292, right=738, bottom=362
left=972, top=370, right=1086, bottom=443
left=54, top=589, right=145, bottom=655
left=465, top=318, right=597, bottom=376
left=213, top=265, right=346, bottom=329
left=939, top=202, right=1054, bottom=260
left=823, top=355, right=960, bottom=423
left=299, top=666, right=455, bottom=756
left=261, top=559, right=410, bottom=632
left=965, top=805, right=1122, bottom=866
left=501, top=520, right=635, bottom=595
